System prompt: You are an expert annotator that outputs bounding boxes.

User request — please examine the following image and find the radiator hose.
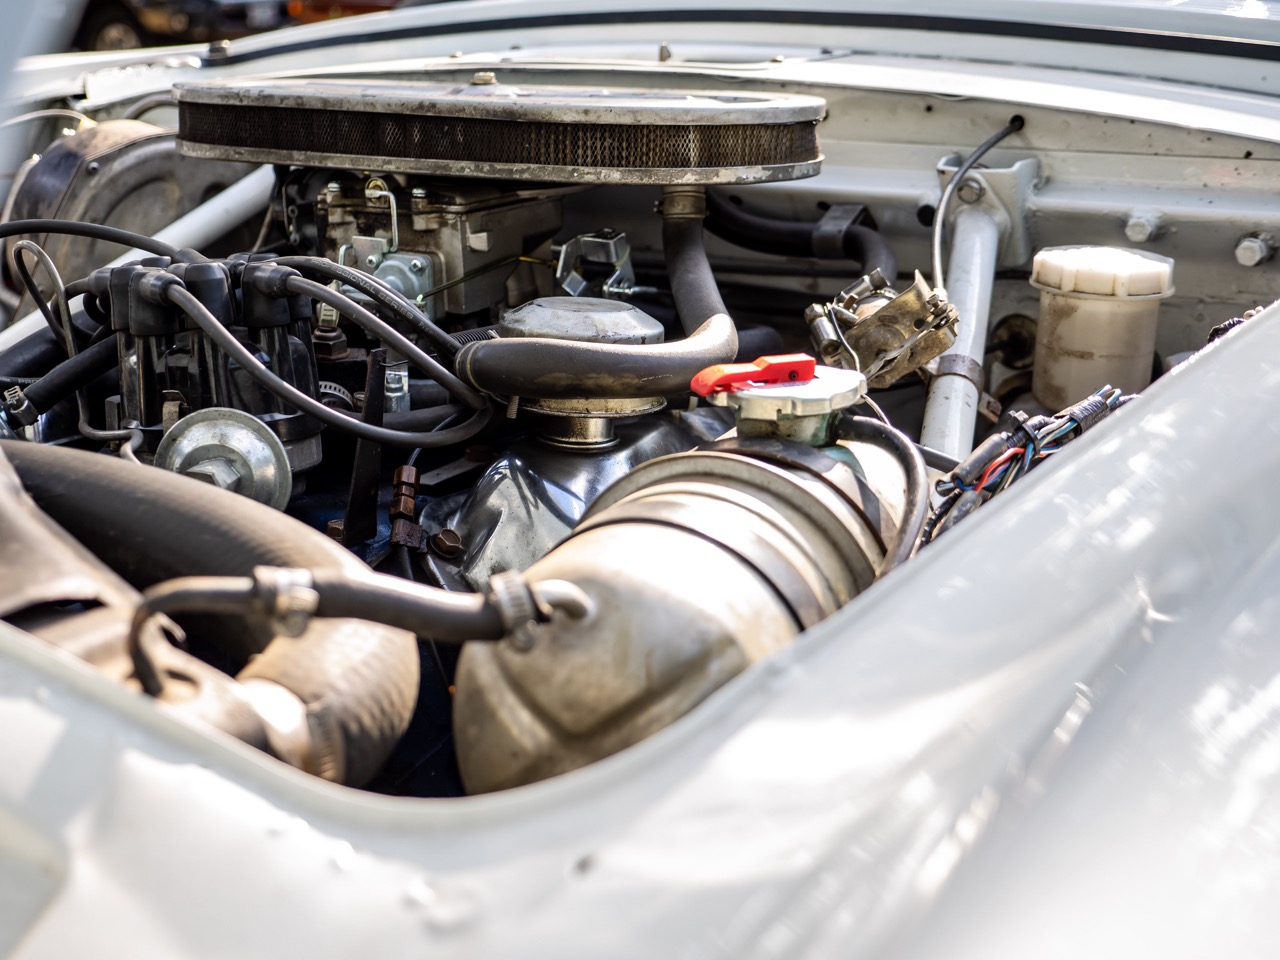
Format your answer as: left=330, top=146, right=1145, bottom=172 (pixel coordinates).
left=0, top=439, right=420, bottom=786
left=704, top=189, right=898, bottom=280
left=453, top=186, right=738, bottom=400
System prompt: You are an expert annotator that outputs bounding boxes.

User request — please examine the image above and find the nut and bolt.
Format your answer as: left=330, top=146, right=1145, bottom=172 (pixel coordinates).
left=185, top=458, right=241, bottom=492
left=1124, top=213, right=1160, bottom=243
left=1234, top=234, right=1273, bottom=268
left=955, top=177, right=985, bottom=204
left=428, top=528, right=464, bottom=560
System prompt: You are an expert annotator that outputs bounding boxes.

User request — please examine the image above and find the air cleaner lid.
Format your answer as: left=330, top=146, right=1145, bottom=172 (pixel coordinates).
left=175, top=75, right=826, bottom=184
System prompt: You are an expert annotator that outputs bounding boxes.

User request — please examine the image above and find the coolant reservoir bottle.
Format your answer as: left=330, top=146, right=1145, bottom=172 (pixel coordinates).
left=1030, top=246, right=1174, bottom=409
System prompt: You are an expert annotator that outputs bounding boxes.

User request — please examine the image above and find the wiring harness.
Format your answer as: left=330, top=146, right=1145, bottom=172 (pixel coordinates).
left=923, top=385, right=1134, bottom=543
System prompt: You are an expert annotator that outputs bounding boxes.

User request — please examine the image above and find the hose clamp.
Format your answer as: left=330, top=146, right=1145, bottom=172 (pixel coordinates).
left=934, top=354, right=985, bottom=391
left=487, top=570, right=540, bottom=652
left=251, top=566, right=319, bottom=637
left=658, top=185, right=707, bottom=220
left=2, top=386, right=37, bottom=427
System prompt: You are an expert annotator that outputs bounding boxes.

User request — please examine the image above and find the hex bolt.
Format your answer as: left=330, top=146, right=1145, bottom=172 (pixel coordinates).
left=428, top=528, right=465, bottom=560
left=185, top=458, right=241, bottom=492
left=956, top=178, right=985, bottom=204
left=1125, top=213, right=1160, bottom=243
left=1235, top=235, right=1273, bottom=268
left=326, top=519, right=345, bottom=541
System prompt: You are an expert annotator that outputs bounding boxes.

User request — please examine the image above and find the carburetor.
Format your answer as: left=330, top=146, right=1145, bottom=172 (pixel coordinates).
left=314, top=177, right=570, bottom=324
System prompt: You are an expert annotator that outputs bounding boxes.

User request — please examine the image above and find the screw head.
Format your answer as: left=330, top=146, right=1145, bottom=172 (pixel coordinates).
left=410, top=259, right=425, bottom=273
left=411, top=187, right=427, bottom=199
left=471, top=71, right=497, bottom=85
left=956, top=178, right=985, bottom=204
left=1235, top=235, right=1273, bottom=267
left=326, top=181, right=342, bottom=193
left=365, top=254, right=380, bottom=268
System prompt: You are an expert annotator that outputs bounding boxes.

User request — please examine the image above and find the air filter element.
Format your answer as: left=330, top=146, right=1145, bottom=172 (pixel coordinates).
left=175, top=77, right=825, bottom=184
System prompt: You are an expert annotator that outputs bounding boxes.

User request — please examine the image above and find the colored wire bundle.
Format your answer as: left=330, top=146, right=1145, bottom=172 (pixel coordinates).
left=924, top=385, right=1129, bottom=542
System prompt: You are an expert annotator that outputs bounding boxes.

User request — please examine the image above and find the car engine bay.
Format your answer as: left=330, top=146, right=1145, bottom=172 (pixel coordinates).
left=0, top=54, right=1275, bottom=800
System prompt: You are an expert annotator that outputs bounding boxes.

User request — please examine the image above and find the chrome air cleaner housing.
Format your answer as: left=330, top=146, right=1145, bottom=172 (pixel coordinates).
left=174, top=76, right=826, bottom=184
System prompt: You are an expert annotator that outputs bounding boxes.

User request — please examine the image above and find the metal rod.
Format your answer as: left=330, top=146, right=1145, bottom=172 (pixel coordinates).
left=919, top=206, right=1001, bottom=458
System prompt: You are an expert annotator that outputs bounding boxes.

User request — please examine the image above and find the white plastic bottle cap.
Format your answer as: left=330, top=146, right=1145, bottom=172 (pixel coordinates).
left=1031, top=246, right=1174, bottom=299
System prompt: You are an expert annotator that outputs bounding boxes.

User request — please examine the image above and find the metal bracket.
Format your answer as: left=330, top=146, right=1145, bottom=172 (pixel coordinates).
left=935, top=155, right=1038, bottom=268
left=556, top=231, right=652, bottom=299
left=812, top=203, right=867, bottom=259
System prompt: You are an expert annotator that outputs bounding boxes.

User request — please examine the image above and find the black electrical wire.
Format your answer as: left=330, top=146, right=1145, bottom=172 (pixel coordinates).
left=0, top=218, right=193, bottom=261
left=931, top=115, right=1025, bottom=292
left=834, top=414, right=930, bottom=574
left=166, top=285, right=492, bottom=449
left=283, top=274, right=486, bottom=410
left=270, top=255, right=462, bottom=357
left=915, top=442, right=961, bottom=474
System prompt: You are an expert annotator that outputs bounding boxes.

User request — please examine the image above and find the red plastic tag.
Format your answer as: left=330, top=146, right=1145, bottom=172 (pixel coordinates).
left=690, top=354, right=817, bottom=397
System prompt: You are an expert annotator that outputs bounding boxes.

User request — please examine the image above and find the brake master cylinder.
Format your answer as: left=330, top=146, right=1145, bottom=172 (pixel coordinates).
left=1030, top=246, right=1174, bottom=409
left=453, top=355, right=901, bottom=793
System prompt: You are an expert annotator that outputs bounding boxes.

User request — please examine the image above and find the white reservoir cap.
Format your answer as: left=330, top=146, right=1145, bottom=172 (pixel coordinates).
left=1031, top=246, right=1174, bottom=299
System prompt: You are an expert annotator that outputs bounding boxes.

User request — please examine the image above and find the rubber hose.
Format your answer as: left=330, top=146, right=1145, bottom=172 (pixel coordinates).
left=0, top=326, right=64, bottom=378
left=0, top=440, right=418, bottom=786
left=22, top=334, right=118, bottom=413
left=454, top=215, right=737, bottom=399
left=383, top=403, right=463, bottom=431
left=834, top=414, right=929, bottom=573
left=409, top=379, right=450, bottom=407
left=705, top=191, right=897, bottom=280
